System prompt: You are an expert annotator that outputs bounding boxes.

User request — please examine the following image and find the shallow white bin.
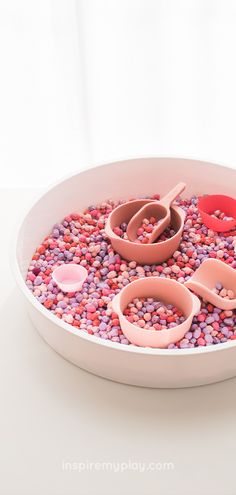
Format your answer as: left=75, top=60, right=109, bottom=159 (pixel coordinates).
left=13, top=157, right=236, bottom=388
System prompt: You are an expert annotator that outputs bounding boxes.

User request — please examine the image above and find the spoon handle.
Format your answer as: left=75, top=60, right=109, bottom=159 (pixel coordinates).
left=161, top=182, right=186, bottom=207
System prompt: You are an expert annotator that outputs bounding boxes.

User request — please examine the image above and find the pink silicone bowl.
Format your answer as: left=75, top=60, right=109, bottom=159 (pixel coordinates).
left=198, top=194, right=236, bottom=232
left=112, top=277, right=200, bottom=348
left=105, top=199, right=186, bottom=265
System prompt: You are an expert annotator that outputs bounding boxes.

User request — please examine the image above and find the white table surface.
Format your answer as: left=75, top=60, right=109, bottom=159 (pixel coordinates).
left=1, top=187, right=236, bottom=495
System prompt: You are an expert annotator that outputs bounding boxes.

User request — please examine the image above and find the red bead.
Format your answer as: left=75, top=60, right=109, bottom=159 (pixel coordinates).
left=197, top=337, right=206, bottom=346
left=37, top=245, right=46, bottom=254
left=44, top=300, right=53, bottom=309
left=186, top=249, right=193, bottom=257
left=209, top=251, right=216, bottom=258
left=207, top=304, right=213, bottom=312
left=112, top=319, right=119, bottom=326
left=63, top=235, right=71, bottom=243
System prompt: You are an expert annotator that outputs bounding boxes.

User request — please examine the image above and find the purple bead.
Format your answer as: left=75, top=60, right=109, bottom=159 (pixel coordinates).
left=108, top=256, right=116, bottom=264
left=91, top=292, right=99, bottom=299
left=151, top=316, right=159, bottom=324
left=222, top=327, right=230, bottom=337
left=99, top=322, right=107, bottom=331
left=205, top=316, right=214, bottom=324
left=180, top=339, right=190, bottom=348
left=52, top=229, right=60, bottom=238
left=185, top=331, right=192, bottom=339
left=224, top=318, right=233, bottom=326
left=34, top=276, right=43, bottom=286
left=193, top=329, right=201, bottom=339
left=57, top=301, right=67, bottom=309
left=203, top=326, right=211, bottom=335
left=102, top=316, right=109, bottom=323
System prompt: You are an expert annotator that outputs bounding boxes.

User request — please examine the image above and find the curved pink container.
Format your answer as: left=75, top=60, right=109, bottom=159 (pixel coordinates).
left=185, top=258, right=236, bottom=310
left=112, top=277, right=200, bottom=348
left=52, top=263, right=88, bottom=293
left=105, top=199, right=186, bottom=265
left=198, top=194, right=236, bottom=232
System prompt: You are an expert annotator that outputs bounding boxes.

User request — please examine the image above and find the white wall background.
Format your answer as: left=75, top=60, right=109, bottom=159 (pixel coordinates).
left=1, top=0, right=236, bottom=187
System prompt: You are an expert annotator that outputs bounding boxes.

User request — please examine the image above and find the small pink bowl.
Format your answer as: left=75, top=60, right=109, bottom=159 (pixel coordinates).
left=198, top=194, right=236, bottom=232
left=52, top=263, right=88, bottom=293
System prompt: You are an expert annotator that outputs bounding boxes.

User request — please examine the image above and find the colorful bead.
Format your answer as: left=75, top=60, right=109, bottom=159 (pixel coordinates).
left=124, top=298, right=185, bottom=329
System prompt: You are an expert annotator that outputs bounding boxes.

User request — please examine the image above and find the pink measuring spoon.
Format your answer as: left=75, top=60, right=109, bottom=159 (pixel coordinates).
left=126, top=182, right=186, bottom=243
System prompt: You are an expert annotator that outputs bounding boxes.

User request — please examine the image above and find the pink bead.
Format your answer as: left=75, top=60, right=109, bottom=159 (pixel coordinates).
left=197, top=338, right=206, bottom=346
left=197, top=314, right=205, bottom=322
left=86, top=304, right=96, bottom=313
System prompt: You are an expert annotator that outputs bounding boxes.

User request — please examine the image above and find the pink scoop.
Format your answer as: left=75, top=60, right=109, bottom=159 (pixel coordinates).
left=112, top=277, right=200, bottom=348
left=198, top=194, right=236, bottom=232
left=185, top=258, right=236, bottom=310
left=52, top=263, right=88, bottom=293
left=126, top=182, right=186, bottom=243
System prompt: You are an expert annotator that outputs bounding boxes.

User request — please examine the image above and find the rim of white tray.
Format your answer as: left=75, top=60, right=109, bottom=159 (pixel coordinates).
left=11, top=154, right=236, bottom=357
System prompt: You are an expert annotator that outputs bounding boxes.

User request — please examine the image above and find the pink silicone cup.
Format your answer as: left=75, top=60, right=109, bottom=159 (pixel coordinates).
left=185, top=258, right=236, bottom=310
left=105, top=199, right=186, bottom=265
left=198, top=194, right=236, bottom=232
left=112, top=277, right=200, bottom=348
left=126, top=182, right=186, bottom=243
left=52, top=263, right=88, bottom=293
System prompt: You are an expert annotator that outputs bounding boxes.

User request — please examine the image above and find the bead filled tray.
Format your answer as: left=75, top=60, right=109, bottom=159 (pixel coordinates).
left=13, top=157, right=236, bottom=388
left=25, top=193, right=236, bottom=350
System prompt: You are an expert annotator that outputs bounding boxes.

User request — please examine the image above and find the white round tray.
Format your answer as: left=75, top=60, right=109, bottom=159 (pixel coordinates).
left=13, top=157, right=236, bottom=388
